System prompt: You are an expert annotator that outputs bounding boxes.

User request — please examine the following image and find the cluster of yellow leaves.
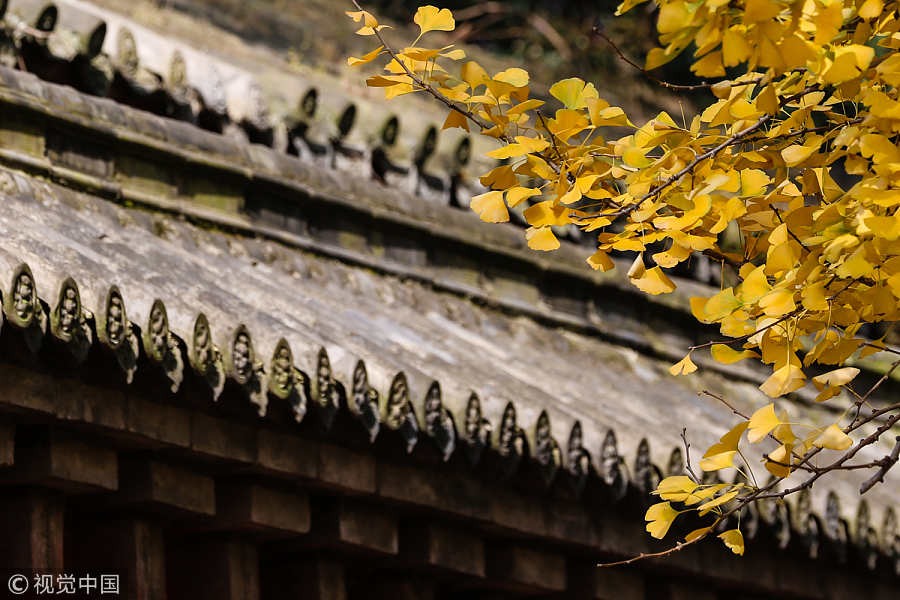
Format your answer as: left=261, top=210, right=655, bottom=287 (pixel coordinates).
left=646, top=475, right=746, bottom=554
left=644, top=396, right=854, bottom=552
left=348, top=1, right=900, bottom=554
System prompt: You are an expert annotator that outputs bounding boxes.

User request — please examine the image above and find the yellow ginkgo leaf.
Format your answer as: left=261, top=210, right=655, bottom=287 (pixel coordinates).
left=813, top=424, right=853, bottom=451
left=549, top=77, right=599, bottom=110
left=652, top=241, right=691, bottom=268
left=588, top=104, right=631, bottom=127
left=437, top=83, right=469, bottom=102
left=440, top=48, right=466, bottom=60
left=493, top=67, right=530, bottom=88
left=815, top=386, right=841, bottom=403
left=413, top=5, right=455, bottom=34
left=442, top=109, right=469, bottom=132
left=347, top=46, right=384, bottom=66
left=461, top=61, right=489, bottom=89
left=645, top=502, right=679, bottom=539
left=703, top=288, right=742, bottom=322
left=525, top=226, right=560, bottom=251
left=723, top=27, right=751, bottom=66
left=480, top=165, right=517, bottom=190
left=506, top=99, right=545, bottom=116
left=401, top=46, right=442, bottom=61
left=759, top=288, right=796, bottom=317
left=692, top=51, right=725, bottom=78
left=486, top=136, right=549, bottom=159
left=646, top=47, right=679, bottom=70
left=859, top=0, right=884, bottom=20
left=718, top=529, right=745, bottom=555
left=616, top=0, right=651, bottom=16
left=801, top=280, right=830, bottom=311
left=656, top=475, right=697, bottom=494
left=632, top=266, right=677, bottom=295
left=812, top=367, right=860, bottom=390
left=699, top=450, right=737, bottom=472
left=655, top=476, right=700, bottom=502
left=781, top=144, right=818, bottom=167
left=737, top=266, right=771, bottom=304
left=685, top=526, right=712, bottom=542
left=748, top=403, right=782, bottom=443
left=669, top=353, right=698, bottom=376
left=711, top=344, right=759, bottom=365
left=523, top=200, right=571, bottom=227
left=346, top=9, right=388, bottom=35
left=470, top=191, right=508, bottom=223
left=698, top=489, right=739, bottom=515
left=657, top=0, right=691, bottom=33
left=765, top=442, right=794, bottom=477
left=366, top=74, right=413, bottom=87
left=549, top=109, right=591, bottom=143
left=690, top=297, right=710, bottom=323
left=699, top=422, right=748, bottom=472
left=772, top=409, right=797, bottom=445
left=689, top=484, right=731, bottom=504
left=823, top=45, right=875, bottom=84
left=759, top=364, right=806, bottom=399
left=587, top=250, right=615, bottom=272
left=506, top=186, right=541, bottom=208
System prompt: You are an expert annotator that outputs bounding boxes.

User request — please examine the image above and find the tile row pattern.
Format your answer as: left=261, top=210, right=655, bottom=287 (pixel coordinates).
left=0, top=258, right=897, bottom=575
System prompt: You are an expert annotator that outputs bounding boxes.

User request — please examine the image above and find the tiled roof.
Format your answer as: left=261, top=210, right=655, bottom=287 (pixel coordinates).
left=0, top=0, right=897, bottom=576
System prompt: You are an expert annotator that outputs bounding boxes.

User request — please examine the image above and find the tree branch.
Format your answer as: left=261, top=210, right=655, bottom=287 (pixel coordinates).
left=859, top=436, right=900, bottom=494
left=597, top=526, right=714, bottom=567
left=681, top=427, right=702, bottom=484
left=589, top=26, right=761, bottom=92
left=350, top=0, right=507, bottom=141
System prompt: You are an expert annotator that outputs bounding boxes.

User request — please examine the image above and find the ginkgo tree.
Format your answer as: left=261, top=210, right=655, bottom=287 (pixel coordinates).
left=347, top=0, right=900, bottom=561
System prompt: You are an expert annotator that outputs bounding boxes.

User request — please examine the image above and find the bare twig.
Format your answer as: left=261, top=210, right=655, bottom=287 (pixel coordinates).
left=859, top=436, right=900, bottom=494
left=599, top=85, right=819, bottom=220
left=598, top=526, right=714, bottom=567
left=689, top=313, right=793, bottom=352
left=755, top=408, right=900, bottom=501
left=701, top=390, right=749, bottom=420
left=589, top=26, right=744, bottom=92
left=772, top=206, right=808, bottom=250
left=681, top=427, right=701, bottom=484
left=537, top=111, right=564, bottom=165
